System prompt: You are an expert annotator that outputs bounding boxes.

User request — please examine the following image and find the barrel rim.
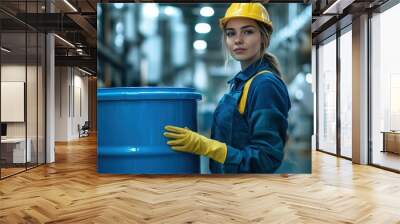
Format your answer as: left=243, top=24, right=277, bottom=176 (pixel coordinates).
left=97, top=87, right=202, bottom=101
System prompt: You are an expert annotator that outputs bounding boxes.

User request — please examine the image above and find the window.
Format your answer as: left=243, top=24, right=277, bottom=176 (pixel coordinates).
left=370, top=3, right=400, bottom=171
left=317, top=36, right=337, bottom=154
left=339, top=28, right=352, bottom=158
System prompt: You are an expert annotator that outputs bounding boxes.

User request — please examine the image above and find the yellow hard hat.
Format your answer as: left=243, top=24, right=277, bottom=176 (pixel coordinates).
left=219, top=3, right=272, bottom=30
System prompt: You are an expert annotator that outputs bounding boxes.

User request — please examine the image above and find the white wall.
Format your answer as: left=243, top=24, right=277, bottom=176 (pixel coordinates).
left=55, top=67, right=89, bottom=141
left=55, top=66, right=69, bottom=141
left=1, top=65, right=26, bottom=81
left=1, top=64, right=46, bottom=164
left=1, top=65, right=41, bottom=138
left=1, top=65, right=26, bottom=139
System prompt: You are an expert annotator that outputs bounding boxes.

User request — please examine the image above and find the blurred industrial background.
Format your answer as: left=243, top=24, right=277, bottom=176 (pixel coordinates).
left=97, top=3, right=312, bottom=173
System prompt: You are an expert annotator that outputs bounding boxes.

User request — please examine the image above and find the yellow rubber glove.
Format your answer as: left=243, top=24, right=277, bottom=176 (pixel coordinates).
left=163, top=125, right=227, bottom=164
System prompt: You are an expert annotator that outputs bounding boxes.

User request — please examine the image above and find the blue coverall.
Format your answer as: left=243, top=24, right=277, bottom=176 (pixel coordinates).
left=210, top=58, right=291, bottom=173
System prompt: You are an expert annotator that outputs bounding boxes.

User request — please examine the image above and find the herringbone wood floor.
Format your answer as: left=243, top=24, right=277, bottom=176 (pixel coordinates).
left=1, top=135, right=400, bottom=223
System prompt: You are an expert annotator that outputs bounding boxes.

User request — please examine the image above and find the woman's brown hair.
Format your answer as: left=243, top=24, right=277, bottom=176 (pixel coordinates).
left=256, top=21, right=282, bottom=77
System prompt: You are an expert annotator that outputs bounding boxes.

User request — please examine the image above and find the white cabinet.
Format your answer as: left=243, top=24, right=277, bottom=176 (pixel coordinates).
left=1, top=138, right=31, bottom=163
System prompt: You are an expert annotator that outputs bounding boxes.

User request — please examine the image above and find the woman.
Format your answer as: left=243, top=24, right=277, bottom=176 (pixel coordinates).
left=163, top=3, right=291, bottom=173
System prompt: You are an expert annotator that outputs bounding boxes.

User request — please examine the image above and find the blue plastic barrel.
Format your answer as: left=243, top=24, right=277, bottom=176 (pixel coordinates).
left=97, top=87, right=202, bottom=174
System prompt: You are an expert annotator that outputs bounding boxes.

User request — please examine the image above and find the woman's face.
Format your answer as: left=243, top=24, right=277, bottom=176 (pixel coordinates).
left=224, top=18, right=262, bottom=67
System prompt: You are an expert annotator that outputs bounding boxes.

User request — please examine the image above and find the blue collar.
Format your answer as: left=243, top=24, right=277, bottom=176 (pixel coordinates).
left=227, top=58, right=273, bottom=85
